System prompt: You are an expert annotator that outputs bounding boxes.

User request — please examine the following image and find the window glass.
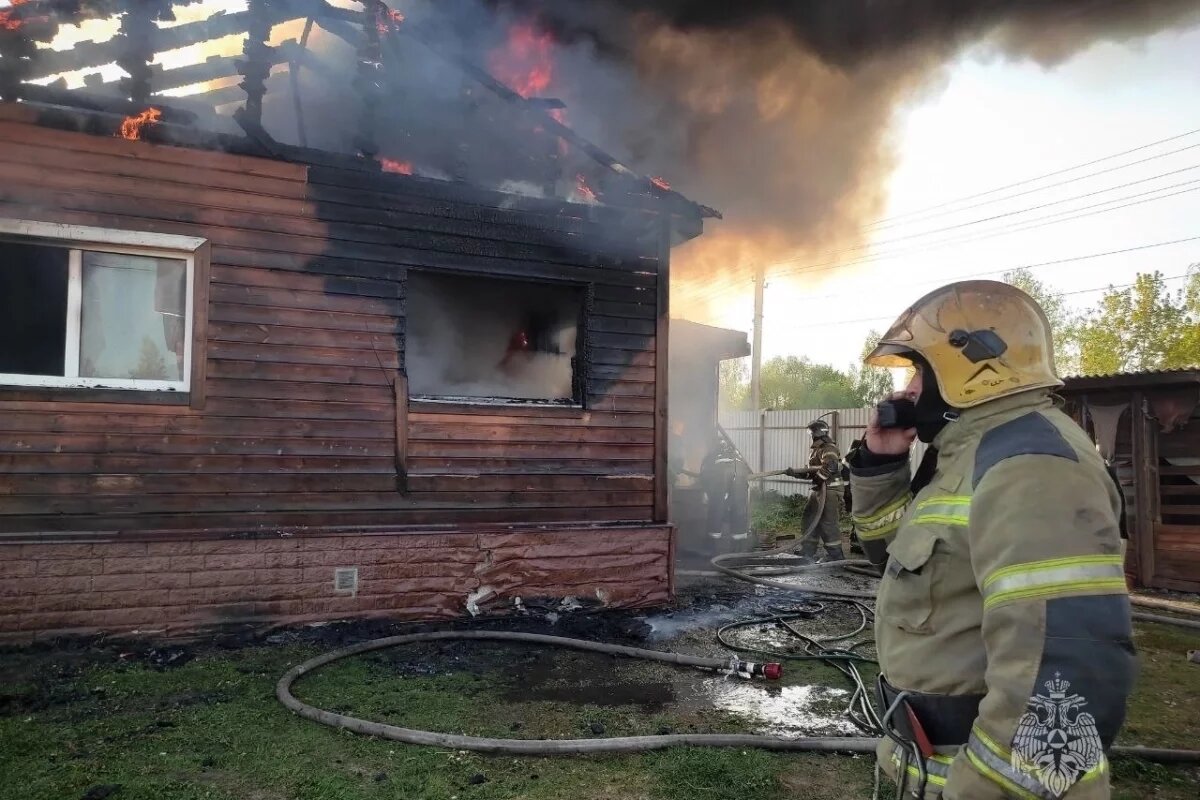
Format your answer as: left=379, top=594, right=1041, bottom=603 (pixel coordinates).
left=79, top=251, right=187, bottom=382
left=0, top=241, right=69, bottom=376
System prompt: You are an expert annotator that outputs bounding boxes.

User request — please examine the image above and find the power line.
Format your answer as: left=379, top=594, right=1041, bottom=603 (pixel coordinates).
left=869, top=126, right=1200, bottom=228
left=772, top=263, right=1198, bottom=331
left=687, top=169, right=1200, bottom=306
left=766, top=180, right=1200, bottom=283
left=767, top=163, right=1200, bottom=276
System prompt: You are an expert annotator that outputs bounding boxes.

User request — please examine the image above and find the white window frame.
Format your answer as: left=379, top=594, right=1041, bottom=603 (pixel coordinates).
left=0, top=219, right=206, bottom=393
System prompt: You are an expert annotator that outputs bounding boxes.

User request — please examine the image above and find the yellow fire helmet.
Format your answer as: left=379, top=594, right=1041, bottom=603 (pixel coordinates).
left=865, top=280, right=1063, bottom=409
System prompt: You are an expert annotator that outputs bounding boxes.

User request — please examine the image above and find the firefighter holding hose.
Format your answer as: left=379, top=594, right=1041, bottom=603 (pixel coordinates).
left=848, top=281, right=1134, bottom=798
left=781, top=419, right=846, bottom=562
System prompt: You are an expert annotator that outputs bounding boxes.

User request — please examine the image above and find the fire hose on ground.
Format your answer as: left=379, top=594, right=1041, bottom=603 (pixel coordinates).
left=275, top=627, right=1200, bottom=764
left=276, top=485, right=1200, bottom=767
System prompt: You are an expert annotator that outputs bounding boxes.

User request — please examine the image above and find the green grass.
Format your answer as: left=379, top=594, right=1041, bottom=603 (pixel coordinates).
left=0, top=621, right=1196, bottom=800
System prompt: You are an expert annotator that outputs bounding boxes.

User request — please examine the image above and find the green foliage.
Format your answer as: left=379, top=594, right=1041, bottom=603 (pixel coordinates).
left=0, top=620, right=1197, bottom=799
left=757, top=355, right=862, bottom=409
left=1071, top=267, right=1200, bottom=375
left=718, top=357, right=749, bottom=410
left=849, top=329, right=898, bottom=404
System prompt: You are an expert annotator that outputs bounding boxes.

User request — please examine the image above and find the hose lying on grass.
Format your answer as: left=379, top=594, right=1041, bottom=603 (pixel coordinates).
left=277, top=627, right=1200, bottom=764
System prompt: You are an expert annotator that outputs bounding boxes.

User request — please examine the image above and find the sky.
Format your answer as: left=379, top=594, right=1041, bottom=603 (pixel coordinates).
left=705, top=19, right=1200, bottom=373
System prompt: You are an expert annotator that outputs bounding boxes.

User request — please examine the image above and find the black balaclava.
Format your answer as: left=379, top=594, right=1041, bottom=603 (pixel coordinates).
left=911, top=354, right=956, bottom=444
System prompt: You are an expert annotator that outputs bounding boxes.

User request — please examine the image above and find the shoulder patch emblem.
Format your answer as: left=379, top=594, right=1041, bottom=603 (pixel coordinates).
left=973, top=412, right=1078, bottom=488
left=1011, top=673, right=1103, bottom=797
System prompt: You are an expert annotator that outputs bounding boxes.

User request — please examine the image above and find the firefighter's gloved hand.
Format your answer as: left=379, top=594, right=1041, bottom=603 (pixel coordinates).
left=784, top=467, right=814, bottom=479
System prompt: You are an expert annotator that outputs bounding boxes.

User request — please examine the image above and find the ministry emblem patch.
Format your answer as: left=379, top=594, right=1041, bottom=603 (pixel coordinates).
left=1011, top=673, right=1103, bottom=797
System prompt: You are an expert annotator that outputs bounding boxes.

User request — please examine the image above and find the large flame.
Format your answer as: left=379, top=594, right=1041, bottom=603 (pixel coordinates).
left=489, top=22, right=555, bottom=99
left=118, top=107, right=162, bottom=141
left=0, top=0, right=36, bottom=31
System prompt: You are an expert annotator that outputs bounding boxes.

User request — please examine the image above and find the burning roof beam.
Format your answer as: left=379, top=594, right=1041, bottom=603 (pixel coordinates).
left=17, top=81, right=198, bottom=125
left=239, top=0, right=276, bottom=127
left=354, top=0, right=385, bottom=159
left=115, top=0, right=171, bottom=106
left=380, top=18, right=721, bottom=220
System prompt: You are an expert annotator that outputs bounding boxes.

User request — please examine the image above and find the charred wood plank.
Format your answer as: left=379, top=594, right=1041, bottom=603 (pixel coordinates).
left=24, top=4, right=303, bottom=80
left=15, top=84, right=198, bottom=125
left=239, top=0, right=277, bottom=127
left=116, top=0, right=173, bottom=105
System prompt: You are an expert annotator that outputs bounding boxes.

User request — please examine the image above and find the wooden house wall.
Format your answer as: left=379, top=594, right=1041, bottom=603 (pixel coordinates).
left=0, top=111, right=663, bottom=537
left=1154, top=402, right=1200, bottom=590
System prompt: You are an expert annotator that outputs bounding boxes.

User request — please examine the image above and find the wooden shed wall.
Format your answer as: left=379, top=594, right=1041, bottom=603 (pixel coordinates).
left=1155, top=402, right=1200, bottom=590
left=0, top=109, right=663, bottom=536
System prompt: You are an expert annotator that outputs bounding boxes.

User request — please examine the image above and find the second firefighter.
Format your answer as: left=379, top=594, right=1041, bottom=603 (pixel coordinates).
left=784, top=419, right=846, bottom=562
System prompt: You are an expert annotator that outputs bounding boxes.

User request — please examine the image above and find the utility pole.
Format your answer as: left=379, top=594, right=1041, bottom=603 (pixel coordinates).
left=750, top=263, right=765, bottom=412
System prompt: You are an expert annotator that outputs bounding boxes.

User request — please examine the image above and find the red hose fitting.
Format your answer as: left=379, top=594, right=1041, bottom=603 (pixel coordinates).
left=763, top=662, right=783, bottom=680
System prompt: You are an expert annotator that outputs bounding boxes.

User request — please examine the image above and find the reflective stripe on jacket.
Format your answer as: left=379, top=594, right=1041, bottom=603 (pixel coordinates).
left=850, top=390, right=1135, bottom=799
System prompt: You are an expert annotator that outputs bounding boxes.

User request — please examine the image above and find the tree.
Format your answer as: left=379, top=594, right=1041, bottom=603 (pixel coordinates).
left=718, top=357, right=749, bottom=410
left=849, top=329, right=898, bottom=404
left=757, top=355, right=861, bottom=409
left=128, top=336, right=168, bottom=380
left=1003, top=268, right=1076, bottom=375
left=1072, top=268, right=1200, bottom=375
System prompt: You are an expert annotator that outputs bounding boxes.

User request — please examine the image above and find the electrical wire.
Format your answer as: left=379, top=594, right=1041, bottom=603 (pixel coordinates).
left=770, top=232, right=1200, bottom=289
left=870, top=127, right=1200, bottom=229
left=684, top=183, right=1200, bottom=306
left=773, top=270, right=1196, bottom=332
left=769, top=165, right=1200, bottom=273
left=769, top=270, right=1196, bottom=330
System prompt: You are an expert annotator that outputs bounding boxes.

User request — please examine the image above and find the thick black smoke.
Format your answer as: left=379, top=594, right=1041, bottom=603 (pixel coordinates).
left=504, top=0, right=1200, bottom=66
left=470, top=0, right=1200, bottom=313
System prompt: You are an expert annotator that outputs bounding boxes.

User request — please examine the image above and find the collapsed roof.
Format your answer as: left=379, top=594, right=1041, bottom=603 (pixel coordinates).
left=0, top=0, right=718, bottom=223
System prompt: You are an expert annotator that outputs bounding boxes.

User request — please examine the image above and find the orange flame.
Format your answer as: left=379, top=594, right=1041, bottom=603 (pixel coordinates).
left=0, top=0, right=35, bottom=32
left=118, top=107, right=162, bottom=141
left=489, top=23, right=555, bottom=98
left=380, top=158, right=413, bottom=175
left=650, top=176, right=671, bottom=191
left=375, top=7, right=405, bottom=36
left=575, top=173, right=598, bottom=203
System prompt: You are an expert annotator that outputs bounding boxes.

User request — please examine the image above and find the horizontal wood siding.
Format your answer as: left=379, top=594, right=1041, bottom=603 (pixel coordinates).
left=0, top=111, right=659, bottom=536
left=1155, top=406, right=1200, bottom=590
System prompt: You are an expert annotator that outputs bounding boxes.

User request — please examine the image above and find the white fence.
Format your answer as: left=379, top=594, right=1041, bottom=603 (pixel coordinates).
left=718, top=407, right=928, bottom=497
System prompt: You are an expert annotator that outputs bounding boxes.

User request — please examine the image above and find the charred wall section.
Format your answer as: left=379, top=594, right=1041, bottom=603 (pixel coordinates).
left=0, top=106, right=662, bottom=536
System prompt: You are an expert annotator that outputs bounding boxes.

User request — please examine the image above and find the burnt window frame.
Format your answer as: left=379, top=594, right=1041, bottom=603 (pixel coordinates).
left=403, top=268, right=592, bottom=411
left=0, top=219, right=211, bottom=409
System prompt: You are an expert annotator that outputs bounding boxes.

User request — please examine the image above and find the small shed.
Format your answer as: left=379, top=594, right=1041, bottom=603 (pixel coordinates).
left=1060, top=369, right=1200, bottom=592
left=667, top=320, right=751, bottom=560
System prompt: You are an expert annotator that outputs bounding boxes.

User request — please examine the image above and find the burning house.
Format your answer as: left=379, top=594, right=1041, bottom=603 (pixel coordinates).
left=0, top=0, right=719, bottom=638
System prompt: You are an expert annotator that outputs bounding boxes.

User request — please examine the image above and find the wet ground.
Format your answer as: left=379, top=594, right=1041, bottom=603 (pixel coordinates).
left=2, top=576, right=879, bottom=741
left=343, top=578, right=878, bottom=740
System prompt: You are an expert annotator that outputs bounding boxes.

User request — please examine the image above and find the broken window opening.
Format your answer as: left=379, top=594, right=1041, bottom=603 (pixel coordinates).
left=407, top=271, right=585, bottom=404
left=0, top=234, right=194, bottom=393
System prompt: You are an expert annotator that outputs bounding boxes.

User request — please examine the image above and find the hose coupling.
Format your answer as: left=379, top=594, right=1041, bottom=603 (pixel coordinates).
left=723, top=656, right=783, bottom=680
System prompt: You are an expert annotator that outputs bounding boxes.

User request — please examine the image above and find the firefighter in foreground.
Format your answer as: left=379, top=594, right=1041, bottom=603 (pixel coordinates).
left=782, top=420, right=846, bottom=562
left=848, top=281, right=1134, bottom=798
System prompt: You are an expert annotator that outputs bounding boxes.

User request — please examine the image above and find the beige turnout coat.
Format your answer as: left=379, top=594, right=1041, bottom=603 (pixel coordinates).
left=850, top=390, right=1135, bottom=799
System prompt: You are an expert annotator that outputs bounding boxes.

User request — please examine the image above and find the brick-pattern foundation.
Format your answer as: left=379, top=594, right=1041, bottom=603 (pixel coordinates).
left=0, top=525, right=672, bottom=639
